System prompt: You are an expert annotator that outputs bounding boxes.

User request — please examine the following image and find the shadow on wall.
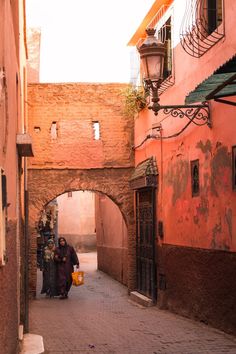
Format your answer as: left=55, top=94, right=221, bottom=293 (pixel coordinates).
left=59, top=233, right=97, bottom=253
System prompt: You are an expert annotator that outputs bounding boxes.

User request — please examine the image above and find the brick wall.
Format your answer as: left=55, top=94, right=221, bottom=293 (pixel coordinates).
left=27, top=83, right=136, bottom=296
left=28, top=83, right=133, bottom=169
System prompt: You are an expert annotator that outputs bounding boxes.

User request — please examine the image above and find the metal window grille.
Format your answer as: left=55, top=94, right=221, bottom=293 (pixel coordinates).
left=191, top=160, right=200, bottom=196
left=180, top=0, right=224, bottom=58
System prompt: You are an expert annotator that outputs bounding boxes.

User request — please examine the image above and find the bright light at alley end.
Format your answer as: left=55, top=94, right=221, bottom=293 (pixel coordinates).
left=137, top=28, right=165, bottom=115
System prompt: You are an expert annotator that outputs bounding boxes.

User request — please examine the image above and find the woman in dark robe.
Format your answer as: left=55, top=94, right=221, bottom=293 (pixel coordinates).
left=41, top=239, right=58, bottom=297
left=54, top=237, right=79, bottom=299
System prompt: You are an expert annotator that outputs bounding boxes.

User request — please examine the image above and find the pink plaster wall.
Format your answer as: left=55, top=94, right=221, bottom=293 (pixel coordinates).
left=0, top=1, right=26, bottom=352
left=95, top=193, right=128, bottom=284
left=57, top=191, right=95, bottom=235
left=134, top=0, right=236, bottom=252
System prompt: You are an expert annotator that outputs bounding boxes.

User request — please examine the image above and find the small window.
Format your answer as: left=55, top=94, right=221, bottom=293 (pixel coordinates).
left=0, top=170, right=7, bottom=266
left=34, top=126, right=41, bottom=133
left=92, top=121, right=100, bottom=140
left=50, top=121, right=57, bottom=139
left=232, top=146, right=236, bottom=191
left=191, top=160, right=200, bottom=197
left=68, top=191, right=72, bottom=198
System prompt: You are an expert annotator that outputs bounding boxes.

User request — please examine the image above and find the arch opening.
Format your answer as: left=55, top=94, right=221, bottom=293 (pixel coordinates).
left=36, top=189, right=128, bottom=296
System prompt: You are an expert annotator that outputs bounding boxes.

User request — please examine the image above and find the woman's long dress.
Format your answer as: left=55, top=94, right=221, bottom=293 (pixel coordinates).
left=41, top=247, right=58, bottom=297
left=54, top=245, right=79, bottom=296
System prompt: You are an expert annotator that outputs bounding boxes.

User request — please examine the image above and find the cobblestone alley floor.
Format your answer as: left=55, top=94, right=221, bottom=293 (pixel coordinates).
left=29, top=252, right=236, bottom=354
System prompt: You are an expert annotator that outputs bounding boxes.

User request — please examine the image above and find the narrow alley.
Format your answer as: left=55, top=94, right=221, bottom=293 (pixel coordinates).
left=29, top=253, right=236, bottom=354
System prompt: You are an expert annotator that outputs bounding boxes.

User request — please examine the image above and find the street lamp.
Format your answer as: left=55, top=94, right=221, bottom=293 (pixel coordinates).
left=137, top=28, right=210, bottom=127
left=138, top=28, right=165, bottom=115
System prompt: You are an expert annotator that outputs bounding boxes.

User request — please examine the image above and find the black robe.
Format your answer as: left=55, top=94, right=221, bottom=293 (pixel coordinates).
left=54, top=244, right=79, bottom=296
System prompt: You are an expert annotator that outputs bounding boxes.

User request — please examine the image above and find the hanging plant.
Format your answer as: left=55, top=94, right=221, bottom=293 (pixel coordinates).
left=122, top=85, right=148, bottom=117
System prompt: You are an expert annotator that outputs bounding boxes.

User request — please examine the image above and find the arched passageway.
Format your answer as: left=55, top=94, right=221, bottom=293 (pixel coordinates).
left=36, top=189, right=129, bottom=290
left=28, top=168, right=135, bottom=298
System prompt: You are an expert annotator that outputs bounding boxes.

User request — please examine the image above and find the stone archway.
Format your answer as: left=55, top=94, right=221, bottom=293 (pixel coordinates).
left=28, top=167, right=136, bottom=297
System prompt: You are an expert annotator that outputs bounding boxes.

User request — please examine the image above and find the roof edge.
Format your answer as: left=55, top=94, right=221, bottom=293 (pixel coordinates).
left=127, top=0, right=173, bottom=46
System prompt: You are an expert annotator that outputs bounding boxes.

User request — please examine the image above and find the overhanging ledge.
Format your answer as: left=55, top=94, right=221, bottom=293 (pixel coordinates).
left=17, top=133, right=34, bottom=157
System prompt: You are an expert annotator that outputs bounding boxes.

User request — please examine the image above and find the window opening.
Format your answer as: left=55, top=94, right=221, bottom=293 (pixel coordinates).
left=206, top=0, right=223, bottom=35
left=34, top=126, right=41, bottom=133
left=180, top=0, right=224, bottom=57
left=92, top=121, right=100, bottom=140
left=156, top=16, right=174, bottom=94
left=68, top=191, right=72, bottom=198
left=191, top=160, right=200, bottom=197
left=232, top=146, right=236, bottom=191
left=157, top=17, right=172, bottom=81
left=50, top=121, right=57, bottom=139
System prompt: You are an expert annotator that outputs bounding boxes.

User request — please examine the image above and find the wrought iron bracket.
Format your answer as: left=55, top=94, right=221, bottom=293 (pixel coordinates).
left=144, top=80, right=211, bottom=128
left=153, top=103, right=211, bottom=128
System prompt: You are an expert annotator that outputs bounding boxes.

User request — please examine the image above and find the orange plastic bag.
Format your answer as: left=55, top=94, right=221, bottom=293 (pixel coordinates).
left=72, top=271, right=84, bottom=286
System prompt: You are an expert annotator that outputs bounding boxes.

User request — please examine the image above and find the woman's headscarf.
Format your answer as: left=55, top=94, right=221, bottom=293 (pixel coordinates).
left=58, top=237, right=68, bottom=257
left=44, top=239, right=55, bottom=261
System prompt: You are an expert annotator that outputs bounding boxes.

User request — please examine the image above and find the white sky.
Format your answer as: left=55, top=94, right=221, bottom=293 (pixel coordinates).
left=26, top=0, right=155, bottom=83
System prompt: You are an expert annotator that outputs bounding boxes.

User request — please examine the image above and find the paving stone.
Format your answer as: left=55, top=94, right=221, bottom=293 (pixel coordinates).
left=29, top=253, right=236, bottom=354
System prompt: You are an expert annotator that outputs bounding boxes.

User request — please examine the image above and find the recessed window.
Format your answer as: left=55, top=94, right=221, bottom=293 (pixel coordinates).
left=68, top=191, right=72, bottom=198
left=157, top=17, right=172, bottom=81
left=92, top=121, right=100, bottom=140
left=232, top=146, right=236, bottom=191
left=191, top=160, right=200, bottom=197
left=50, top=121, right=57, bottom=139
left=34, top=126, right=41, bottom=133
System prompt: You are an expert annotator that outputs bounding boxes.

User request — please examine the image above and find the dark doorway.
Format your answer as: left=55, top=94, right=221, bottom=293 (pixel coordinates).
left=136, top=188, right=157, bottom=302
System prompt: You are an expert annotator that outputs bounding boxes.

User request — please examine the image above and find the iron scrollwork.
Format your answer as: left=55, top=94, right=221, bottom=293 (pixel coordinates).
left=161, top=103, right=211, bottom=127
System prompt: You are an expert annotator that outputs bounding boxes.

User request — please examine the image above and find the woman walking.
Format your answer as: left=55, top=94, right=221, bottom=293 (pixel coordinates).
left=41, top=239, right=58, bottom=297
left=54, top=237, right=79, bottom=299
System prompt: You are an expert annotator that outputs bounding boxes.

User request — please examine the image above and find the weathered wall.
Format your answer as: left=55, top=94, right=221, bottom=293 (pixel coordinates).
left=132, top=0, right=236, bottom=335
left=27, top=83, right=135, bottom=297
left=27, top=83, right=133, bottom=169
left=96, top=194, right=128, bottom=285
left=157, top=244, right=236, bottom=336
left=0, top=1, right=26, bottom=352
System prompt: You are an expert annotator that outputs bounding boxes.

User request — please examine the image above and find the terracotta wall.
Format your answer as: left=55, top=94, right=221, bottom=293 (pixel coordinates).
left=27, top=83, right=133, bottom=169
left=27, top=83, right=135, bottom=295
left=133, top=0, right=236, bottom=334
left=95, top=193, right=128, bottom=285
left=0, top=1, right=26, bottom=352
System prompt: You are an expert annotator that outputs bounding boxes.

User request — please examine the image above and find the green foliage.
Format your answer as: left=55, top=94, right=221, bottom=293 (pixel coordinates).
left=122, top=85, right=147, bottom=117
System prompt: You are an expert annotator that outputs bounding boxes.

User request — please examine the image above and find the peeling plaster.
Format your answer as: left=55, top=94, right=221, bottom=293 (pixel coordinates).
left=165, top=159, right=189, bottom=205
left=211, top=146, right=231, bottom=196
left=211, top=220, right=222, bottom=249
left=196, top=197, right=209, bottom=217
left=196, top=139, right=212, bottom=154
left=225, top=208, right=233, bottom=240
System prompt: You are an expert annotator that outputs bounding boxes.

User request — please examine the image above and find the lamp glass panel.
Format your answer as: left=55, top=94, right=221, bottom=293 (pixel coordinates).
left=141, top=55, right=163, bottom=81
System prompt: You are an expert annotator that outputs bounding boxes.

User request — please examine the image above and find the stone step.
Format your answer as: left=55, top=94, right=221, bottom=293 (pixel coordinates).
left=130, top=291, right=154, bottom=307
left=20, top=333, right=44, bottom=354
